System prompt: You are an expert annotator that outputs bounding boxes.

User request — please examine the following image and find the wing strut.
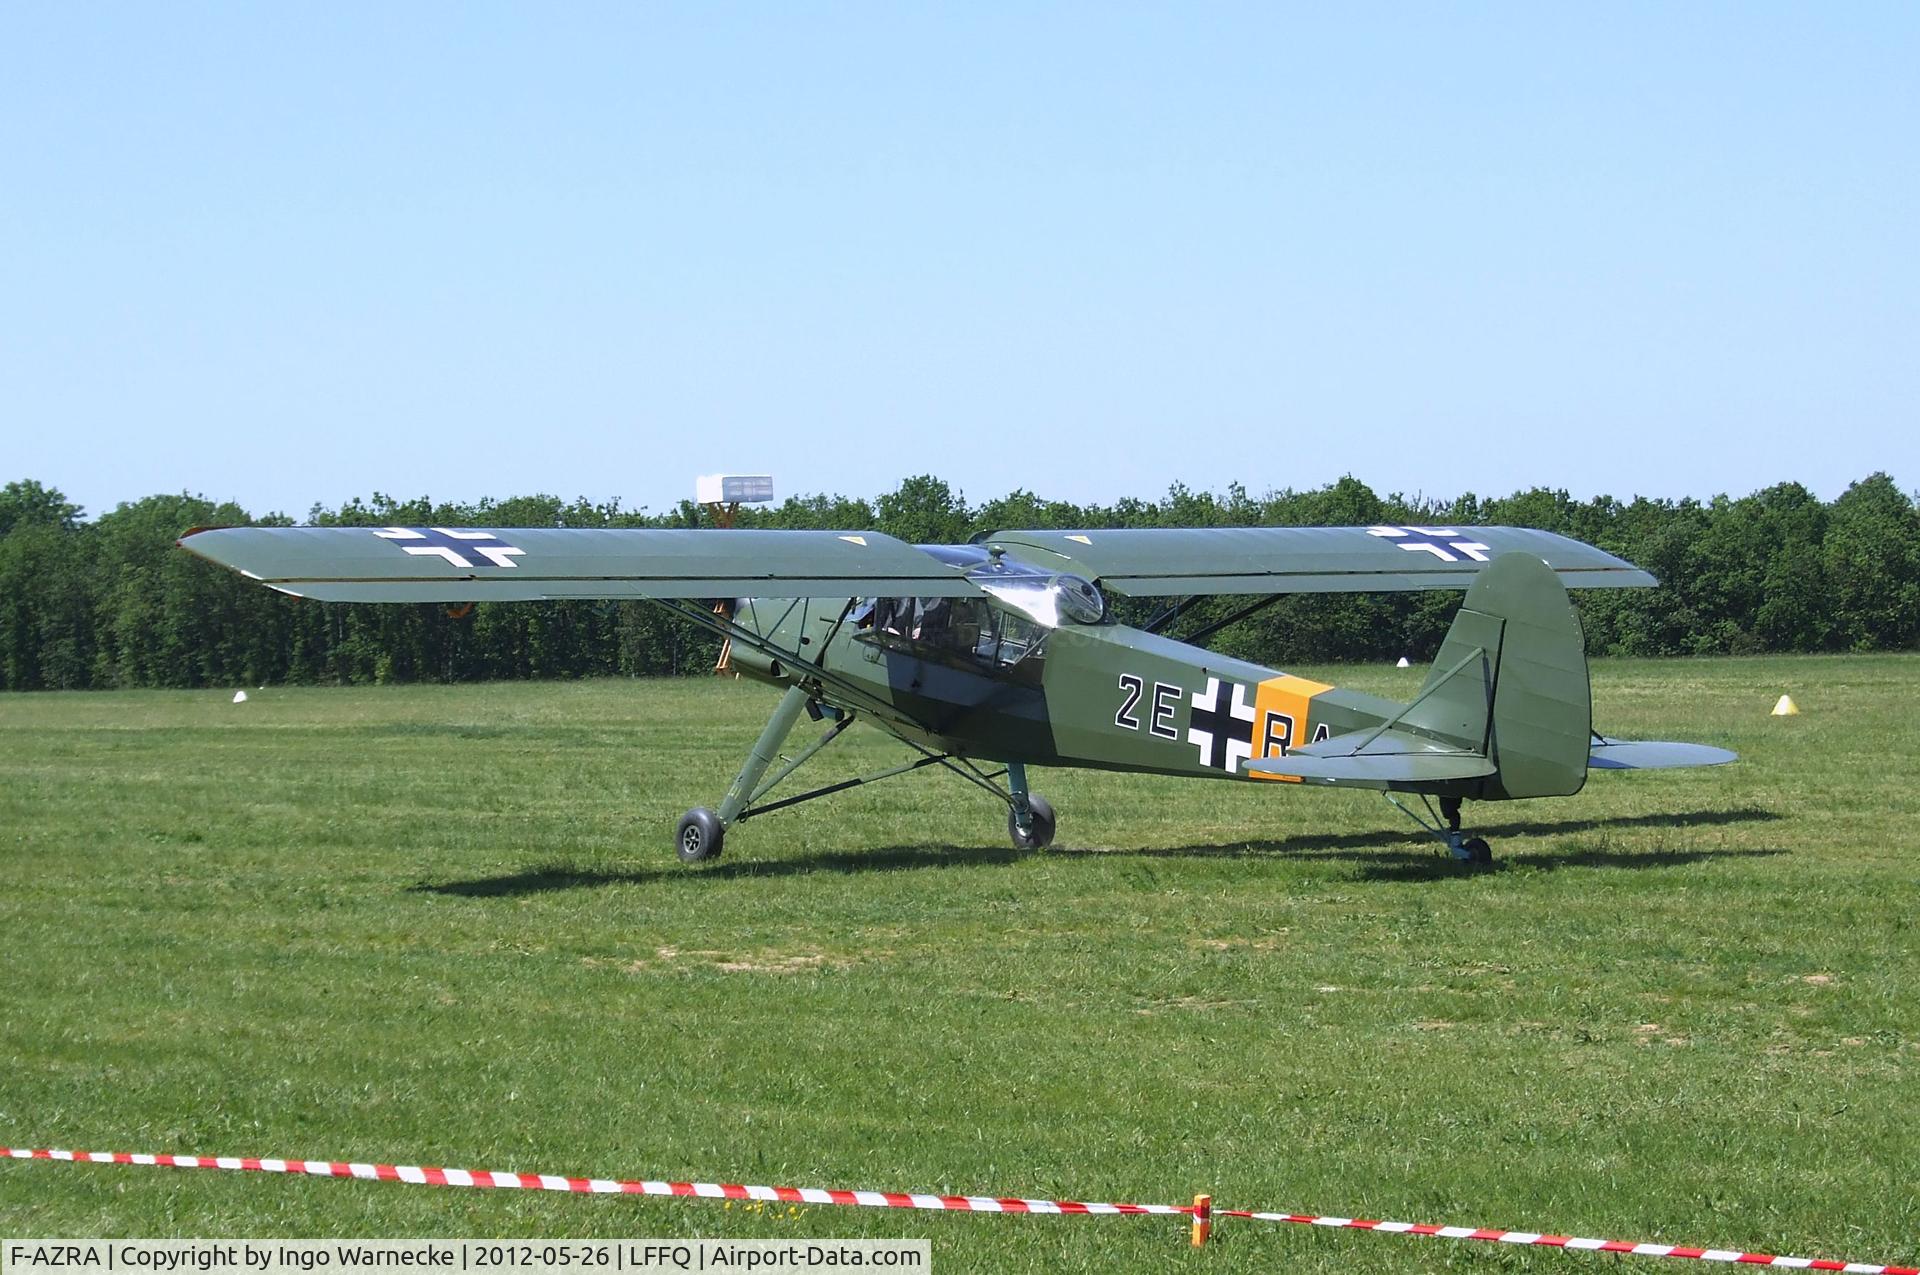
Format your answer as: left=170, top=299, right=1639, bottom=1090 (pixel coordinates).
left=655, top=598, right=903, bottom=723
left=1142, top=592, right=1295, bottom=647
left=1174, top=592, right=1289, bottom=647
left=1143, top=596, right=1199, bottom=635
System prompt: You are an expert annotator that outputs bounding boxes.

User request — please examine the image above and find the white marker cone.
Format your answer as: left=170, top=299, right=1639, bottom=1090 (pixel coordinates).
left=1771, top=694, right=1798, bottom=716
left=232, top=690, right=248, bottom=703
left=1396, top=657, right=1411, bottom=668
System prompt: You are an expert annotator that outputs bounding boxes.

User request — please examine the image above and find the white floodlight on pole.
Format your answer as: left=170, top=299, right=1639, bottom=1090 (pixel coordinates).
left=696, top=474, right=775, bottom=523
left=695, top=474, right=775, bottom=674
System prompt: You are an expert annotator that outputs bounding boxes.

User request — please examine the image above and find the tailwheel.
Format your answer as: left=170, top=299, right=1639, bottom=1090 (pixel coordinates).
left=1008, top=795, right=1056, bottom=850
left=1387, top=793, right=1495, bottom=866
left=1440, top=796, right=1493, bottom=865
left=676, top=808, right=725, bottom=862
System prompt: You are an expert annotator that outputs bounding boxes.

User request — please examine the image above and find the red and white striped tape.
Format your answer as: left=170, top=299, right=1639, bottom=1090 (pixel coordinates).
left=1213, top=1207, right=1918, bottom=1273
left=5, top=1146, right=1913, bottom=1273
left=0, top=1148, right=1180, bottom=1218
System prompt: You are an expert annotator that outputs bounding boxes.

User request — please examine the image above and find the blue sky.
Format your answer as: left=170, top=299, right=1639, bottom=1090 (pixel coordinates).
left=3, top=3, right=1914, bottom=520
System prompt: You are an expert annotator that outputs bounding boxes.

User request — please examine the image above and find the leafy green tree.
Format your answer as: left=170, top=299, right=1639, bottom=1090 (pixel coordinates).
left=969, top=489, right=1087, bottom=535
left=0, top=480, right=83, bottom=536
left=0, top=522, right=95, bottom=688
left=753, top=493, right=877, bottom=530
left=1822, top=474, right=1920, bottom=651
left=875, top=475, right=970, bottom=545
left=5, top=471, right=1918, bottom=691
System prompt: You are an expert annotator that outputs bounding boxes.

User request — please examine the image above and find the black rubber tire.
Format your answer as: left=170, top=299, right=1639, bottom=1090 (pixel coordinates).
left=1008, top=795, right=1057, bottom=850
left=676, top=808, right=725, bottom=863
left=1462, top=836, right=1492, bottom=865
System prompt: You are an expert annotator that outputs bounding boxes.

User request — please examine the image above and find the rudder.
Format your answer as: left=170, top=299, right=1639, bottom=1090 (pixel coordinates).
left=1401, top=552, right=1591, bottom=799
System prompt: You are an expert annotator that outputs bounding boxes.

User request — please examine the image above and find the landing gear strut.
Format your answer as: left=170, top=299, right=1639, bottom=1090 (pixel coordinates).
left=1387, top=793, right=1492, bottom=865
left=673, top=684, right=1057, bottom=861
left=676, top=684, right=817, bottom=862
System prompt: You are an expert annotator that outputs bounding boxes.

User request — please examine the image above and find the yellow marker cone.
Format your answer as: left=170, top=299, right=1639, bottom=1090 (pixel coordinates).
left=1771, top=695, right=1799, bottom=717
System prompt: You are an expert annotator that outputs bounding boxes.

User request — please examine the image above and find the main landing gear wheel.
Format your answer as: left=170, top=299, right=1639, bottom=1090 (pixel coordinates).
left=676, top=808, right=725, bottom=863
left=1459, top=836, right=1493, bottom=866
left=1008, top=795, right=1056, bottom=850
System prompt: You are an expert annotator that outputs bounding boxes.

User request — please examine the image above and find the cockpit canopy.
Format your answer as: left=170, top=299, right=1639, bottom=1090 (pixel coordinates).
left=925, top=543, right=1108, bottom=628
left=855, top=544, right=1109, bottom=672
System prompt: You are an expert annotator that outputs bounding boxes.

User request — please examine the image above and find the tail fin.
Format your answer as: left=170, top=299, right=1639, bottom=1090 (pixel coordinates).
left=1247, top=552, right=1590, bottom=797
left=1400, top=549, right=1591, bottom=798
left=1245, top=551, right=1737, bottom=791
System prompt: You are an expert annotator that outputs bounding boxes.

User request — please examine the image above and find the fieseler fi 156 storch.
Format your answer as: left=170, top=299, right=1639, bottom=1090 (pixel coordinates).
left=182, top=520, right=1734, bottom=865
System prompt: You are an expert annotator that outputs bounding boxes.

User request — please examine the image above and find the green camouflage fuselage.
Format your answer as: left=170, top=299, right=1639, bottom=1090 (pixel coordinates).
left=728, top=594, right=1400, bottom=785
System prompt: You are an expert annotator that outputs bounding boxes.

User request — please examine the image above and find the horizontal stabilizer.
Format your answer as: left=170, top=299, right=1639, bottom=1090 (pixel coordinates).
left=1244, top=728, right=1497, bottom=787
left=1589, top=739, right=1738, bottom=770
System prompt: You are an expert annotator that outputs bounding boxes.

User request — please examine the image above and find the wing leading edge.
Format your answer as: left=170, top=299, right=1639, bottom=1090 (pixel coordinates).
left=981, top=525, right=1656, bottom=595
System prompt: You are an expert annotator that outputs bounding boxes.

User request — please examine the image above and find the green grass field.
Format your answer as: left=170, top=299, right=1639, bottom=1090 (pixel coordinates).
left=2, top=655, right=1916, bottom=1272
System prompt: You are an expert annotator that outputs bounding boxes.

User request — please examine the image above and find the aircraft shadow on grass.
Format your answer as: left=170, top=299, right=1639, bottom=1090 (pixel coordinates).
left=415, top=807, right=1781, bottom=897
left=415, top=844, right=1031, bottom=896
left=1092, top=806, right=1787, bottom=884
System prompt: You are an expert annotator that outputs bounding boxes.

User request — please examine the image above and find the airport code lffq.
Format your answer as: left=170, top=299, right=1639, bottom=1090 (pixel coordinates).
left=1, top=1242, right=930, bottom=1275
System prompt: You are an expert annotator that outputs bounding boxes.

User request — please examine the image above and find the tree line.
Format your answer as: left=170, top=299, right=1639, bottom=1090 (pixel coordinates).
left=1, top=472, right=1915, bottom=692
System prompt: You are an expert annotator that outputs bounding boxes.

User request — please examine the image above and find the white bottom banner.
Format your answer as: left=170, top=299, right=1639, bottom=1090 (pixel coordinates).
left=2, top=1242, right=930, bottom=1275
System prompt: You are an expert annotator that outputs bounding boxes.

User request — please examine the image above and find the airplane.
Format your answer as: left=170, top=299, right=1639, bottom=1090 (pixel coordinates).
left=179, top=521, right=1735, bottom=866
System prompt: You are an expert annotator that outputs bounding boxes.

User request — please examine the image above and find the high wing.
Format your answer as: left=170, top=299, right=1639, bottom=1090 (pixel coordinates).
left=180, top=522, right=1655, bottom=604
left=177, top=526, right=988, bottom=602
left=981, top=525, right=1655, bottom=595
